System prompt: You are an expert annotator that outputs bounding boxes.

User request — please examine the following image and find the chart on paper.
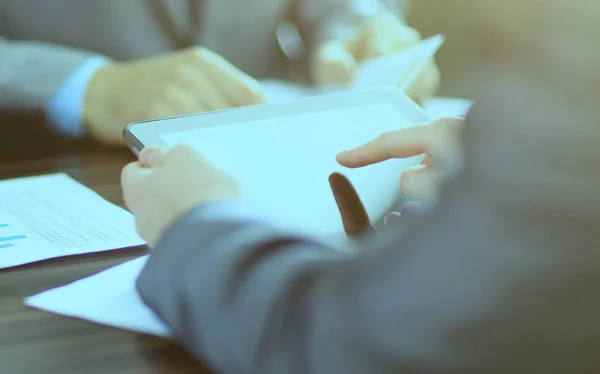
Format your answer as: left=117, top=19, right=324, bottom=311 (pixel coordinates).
left=0, top=173, right=144, bottom=269
left=0, top=223, right=26, bottom=249
left=1, top=189, right=130, bottom=249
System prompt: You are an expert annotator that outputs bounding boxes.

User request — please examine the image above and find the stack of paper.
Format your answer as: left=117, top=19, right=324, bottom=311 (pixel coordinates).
left=26, top=255, right=169, bottom=336
left=0, top=173, right=144, bottom=269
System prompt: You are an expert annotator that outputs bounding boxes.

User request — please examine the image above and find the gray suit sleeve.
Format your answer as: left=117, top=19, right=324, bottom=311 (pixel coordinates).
left=137, top=67, right=600, bottom=373
left=0, top=36, right=94, bottom=111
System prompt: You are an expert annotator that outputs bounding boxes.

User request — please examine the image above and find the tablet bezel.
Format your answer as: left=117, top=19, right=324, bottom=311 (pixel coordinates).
left=123, top=88, right=428, bottom=156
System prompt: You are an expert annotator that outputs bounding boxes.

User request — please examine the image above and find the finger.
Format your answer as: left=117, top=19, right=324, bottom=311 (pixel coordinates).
left=399, top=165, right=440, bottom=201
left=328, top=172, right=379, bottom=237
left=348, top=14, right=421, bottom=61
left=121, top=161, right=152, bottom=214
left=162, top=86, right=195, bottom=114
left=341, top=16, right=377, bottom=60
left=202, top=69, right=260, bottom=109
left=340, top=24, right=363, bottom=58
left=139, top=146, right=168, bottom=167
left=383, top=201, right=425, bottom=227
left=400, top=201, right=425, bottom=216
left=419, top=154, right=432, bottom=166
left=313, top=40, right=357, bottom=86
left=383, top=211, right=402, bottom=226
left=192, top=48, right=265, bottom=106
left=178, top=65, right=232, bottom=111
left=120, top=161, right=151, bottom=200
left=362, top=17, right=420, bottom=60
left=148, top=103, right=173, bottom=120
left=336, top=124, right=433, bottom=168
left=428, top=116, right=465, bottom=172
left=167, top=144, right=207, bottom=166
left=163, top=85, right=210, bottom=115
left=337, top=116, right=464, bottom=168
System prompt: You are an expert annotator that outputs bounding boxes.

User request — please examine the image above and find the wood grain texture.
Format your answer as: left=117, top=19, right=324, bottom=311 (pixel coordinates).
left=0, top=147, right=210, bottom=374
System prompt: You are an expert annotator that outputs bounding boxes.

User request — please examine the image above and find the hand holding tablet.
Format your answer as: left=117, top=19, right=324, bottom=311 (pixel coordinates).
left=123, top=89, right=431, bottom=236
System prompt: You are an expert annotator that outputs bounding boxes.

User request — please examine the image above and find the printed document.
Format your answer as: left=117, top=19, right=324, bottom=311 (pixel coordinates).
left=0, top=173, right=144, bottom=269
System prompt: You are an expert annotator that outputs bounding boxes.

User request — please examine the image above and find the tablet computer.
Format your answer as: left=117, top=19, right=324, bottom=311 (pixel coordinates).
left=123, top=88, right=430, bottom=235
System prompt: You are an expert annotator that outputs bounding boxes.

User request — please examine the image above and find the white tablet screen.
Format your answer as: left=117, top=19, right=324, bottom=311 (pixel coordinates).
left=160, top=101, right=423, bottom=235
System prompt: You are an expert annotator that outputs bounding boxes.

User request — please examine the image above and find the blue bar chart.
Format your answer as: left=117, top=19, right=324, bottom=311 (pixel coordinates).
left=0, top=224, right=26, bottom=248
left=0, top=235, right=26, bottom=242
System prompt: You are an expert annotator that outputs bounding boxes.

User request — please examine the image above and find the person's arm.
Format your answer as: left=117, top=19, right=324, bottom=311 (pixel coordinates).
left=0, top=37, right=108, bottom=136
left=136, top=73, right=600, bottom=374
left=45, top=56, right=110, bottom=137
left=137, top=186, right=594, bottom=374
left=0, top=37, right=93, bottom=112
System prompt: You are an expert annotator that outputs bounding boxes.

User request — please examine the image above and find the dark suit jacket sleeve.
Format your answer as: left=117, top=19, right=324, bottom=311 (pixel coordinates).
left=0, top=36, right=94, bottom=112
left=137, top=68, right=600, bottom=374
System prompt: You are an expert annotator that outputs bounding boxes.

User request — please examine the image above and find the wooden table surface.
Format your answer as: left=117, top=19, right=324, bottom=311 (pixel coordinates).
left=0, top=145, right=209, bottom=374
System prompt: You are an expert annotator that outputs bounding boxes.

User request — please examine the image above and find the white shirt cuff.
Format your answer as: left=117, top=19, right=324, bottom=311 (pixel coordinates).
left=46, top=56, right=111, bottom=138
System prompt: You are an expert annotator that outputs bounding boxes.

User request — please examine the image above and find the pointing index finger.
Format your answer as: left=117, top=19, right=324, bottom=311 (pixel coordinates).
left=336, top=124, right=433, bottom=168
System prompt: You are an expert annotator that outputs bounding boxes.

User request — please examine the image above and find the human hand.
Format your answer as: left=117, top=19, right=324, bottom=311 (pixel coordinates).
left=84, top=47, right=266, bottom=144
left=121, top=145, right=240, bottom=247
left=336, top=117, right=464, bottom=208
left=328, top=172, right=381, bottom=238
left=311, top=13, right=440, bottom=103
left=327, top=172, right=425, bottom=237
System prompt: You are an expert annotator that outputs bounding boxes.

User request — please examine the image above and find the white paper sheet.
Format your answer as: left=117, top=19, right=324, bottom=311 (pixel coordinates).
left=262, top=34, right=444, bottom=104
left=353, top=34, right=445, bottom=90
left=0, top=173, right=144, bottom=269
left=24, top=234, right=356, bottom=336
left=26, top=255, right=170, bottom=336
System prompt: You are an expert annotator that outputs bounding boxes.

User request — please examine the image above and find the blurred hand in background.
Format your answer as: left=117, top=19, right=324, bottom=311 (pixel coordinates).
left=83, top=47, right=266, bottom=145
left=312, top=13, right=440, bottom=103
left=1, top=0, right=432, bottom=150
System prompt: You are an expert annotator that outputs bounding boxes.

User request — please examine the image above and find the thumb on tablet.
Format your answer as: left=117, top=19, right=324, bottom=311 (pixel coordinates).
left=328, top=172, right=380, bottom=238
left=139, top=146, right=169, bottom=168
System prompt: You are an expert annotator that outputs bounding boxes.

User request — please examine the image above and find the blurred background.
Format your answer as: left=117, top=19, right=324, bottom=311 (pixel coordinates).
left=1, top=0, right=598, bottom=161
